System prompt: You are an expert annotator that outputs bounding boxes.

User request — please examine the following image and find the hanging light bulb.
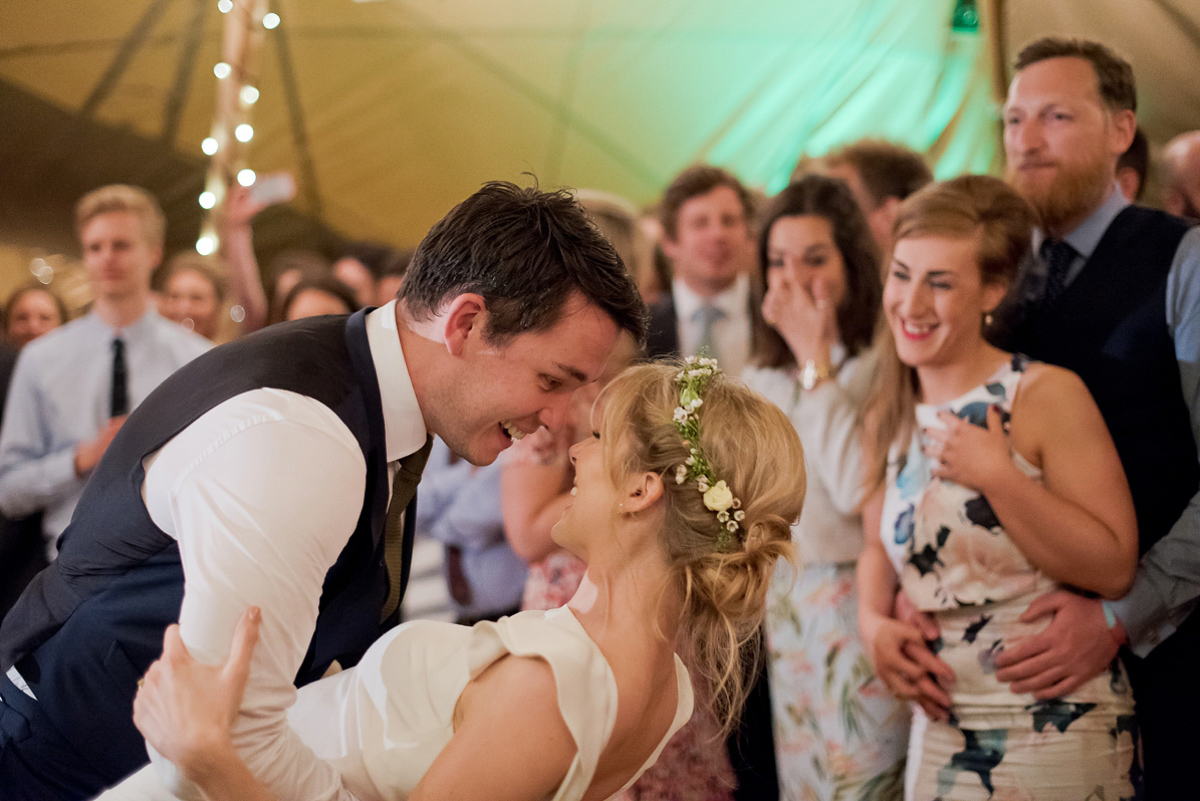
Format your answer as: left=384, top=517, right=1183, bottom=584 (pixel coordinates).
left=217, top=0, right=233, bottom=12
left=199, top=191, right=217, bottom=209
left=263, top=12, right=280, bottom=29
left=214, top=62, right=232, bottom=79
left=201, top=136, right=219, bottom=155
left=240, top=85, right=260, bottom=105
left=235, top=124, right=254, bottom=142
left=196, top=235, right=217, bottom=255
left=237, top=169, right=257, bottom=186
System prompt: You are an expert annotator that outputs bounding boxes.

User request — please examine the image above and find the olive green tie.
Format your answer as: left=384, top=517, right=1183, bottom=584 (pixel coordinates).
left=380, top=436, right=433, bottom=622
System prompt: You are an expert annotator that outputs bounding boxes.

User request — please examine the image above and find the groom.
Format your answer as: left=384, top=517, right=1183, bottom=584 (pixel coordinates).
left=0, top=182, right=647, bottom=800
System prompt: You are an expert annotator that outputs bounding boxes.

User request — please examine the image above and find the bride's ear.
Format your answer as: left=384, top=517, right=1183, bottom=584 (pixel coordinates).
left=623, top=471, right=663, bottom=514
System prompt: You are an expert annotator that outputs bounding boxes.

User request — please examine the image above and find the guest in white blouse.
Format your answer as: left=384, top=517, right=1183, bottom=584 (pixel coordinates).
left=742, top=174, right=909, bottom=800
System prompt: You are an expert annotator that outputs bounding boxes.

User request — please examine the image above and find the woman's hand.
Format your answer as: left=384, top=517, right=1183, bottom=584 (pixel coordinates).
left=860, top=609, right=955, bottom=722
left=134, top=607, right=261, bottom=781
left=923, top=406, right=1016, bottom=492
left=761, top=269, right=836, bottom=366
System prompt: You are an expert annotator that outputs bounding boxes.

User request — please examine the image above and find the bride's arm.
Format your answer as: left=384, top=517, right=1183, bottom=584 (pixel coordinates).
left=134, top=609, right=277, bottom=801
left=411, top=654, right=576, bottom=801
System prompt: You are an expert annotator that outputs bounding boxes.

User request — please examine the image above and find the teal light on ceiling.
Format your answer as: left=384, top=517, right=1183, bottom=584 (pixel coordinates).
left=951, top=0, right=980, bottom=34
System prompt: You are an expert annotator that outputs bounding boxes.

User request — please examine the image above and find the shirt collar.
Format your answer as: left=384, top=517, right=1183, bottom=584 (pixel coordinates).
left=1033, top=182, right=1129, bottom=260
left=366, top=301, right=428, bottom=462
left=87, top=305, right=164, bottom=340
left=672, top=273, right=749, bottom=322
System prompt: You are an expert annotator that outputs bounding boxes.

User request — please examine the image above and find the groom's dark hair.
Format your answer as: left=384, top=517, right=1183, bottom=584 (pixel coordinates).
left=400, top=181, right=648, bottom=345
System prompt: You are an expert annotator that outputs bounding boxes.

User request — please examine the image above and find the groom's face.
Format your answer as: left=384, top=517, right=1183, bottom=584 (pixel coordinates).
left=439, top=292, right=620, bottom=466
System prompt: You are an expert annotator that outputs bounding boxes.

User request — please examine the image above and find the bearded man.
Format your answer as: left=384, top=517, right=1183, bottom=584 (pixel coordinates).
left=981, top=38, right=1200, bottom=799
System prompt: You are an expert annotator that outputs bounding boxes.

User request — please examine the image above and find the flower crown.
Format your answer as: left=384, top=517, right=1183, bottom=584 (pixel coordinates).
left=671, top=357, right=745, bottom=551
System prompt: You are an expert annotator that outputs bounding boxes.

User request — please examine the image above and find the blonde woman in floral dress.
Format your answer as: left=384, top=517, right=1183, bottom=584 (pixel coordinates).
left=744, top=175, right=908, bottom=800
left=857, top=176, right=1138, bottom=799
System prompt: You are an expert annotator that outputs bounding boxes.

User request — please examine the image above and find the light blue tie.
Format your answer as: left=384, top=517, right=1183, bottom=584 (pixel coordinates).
left=693, top=304, right=724, bottom=359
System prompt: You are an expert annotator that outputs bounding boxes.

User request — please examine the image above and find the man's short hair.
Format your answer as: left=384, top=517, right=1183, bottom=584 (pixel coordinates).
left=1118, top=127, right=1149, bottom=200
left=1015, top=37, right=1136, bottom=113
left=658, top=166, right=755, bottom=241
left=400, top=181, right=648, bottom=345
left=75, top=185, right=166, bottom=247
left=824, top=140, right=933, bottom=208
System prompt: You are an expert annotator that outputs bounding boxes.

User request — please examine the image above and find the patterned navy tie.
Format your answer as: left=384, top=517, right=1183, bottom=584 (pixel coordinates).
left=1038, top=238, right=1077, bottom=310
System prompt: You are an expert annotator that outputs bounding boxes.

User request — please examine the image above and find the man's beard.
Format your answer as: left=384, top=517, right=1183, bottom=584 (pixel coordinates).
left=1006, top=152, right=1112, bottom=235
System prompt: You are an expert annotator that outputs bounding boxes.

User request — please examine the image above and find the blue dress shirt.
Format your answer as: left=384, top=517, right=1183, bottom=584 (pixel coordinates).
left=0, top=308, right=210, bottom=552
left=415, top=437, right=527, bottom=619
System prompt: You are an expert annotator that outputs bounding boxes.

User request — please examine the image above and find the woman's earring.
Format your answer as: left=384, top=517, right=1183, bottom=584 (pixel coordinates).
left=984, top=311, right=994, bottom=327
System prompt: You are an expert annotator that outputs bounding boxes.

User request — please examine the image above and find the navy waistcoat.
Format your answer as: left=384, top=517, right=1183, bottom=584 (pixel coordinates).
left=992, top=206, right=1198, bottom=555
left=0, top=310, right=403, bottom=781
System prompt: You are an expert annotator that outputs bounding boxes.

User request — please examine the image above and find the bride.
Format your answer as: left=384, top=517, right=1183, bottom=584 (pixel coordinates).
left=103, top=359, right=806, bottom=801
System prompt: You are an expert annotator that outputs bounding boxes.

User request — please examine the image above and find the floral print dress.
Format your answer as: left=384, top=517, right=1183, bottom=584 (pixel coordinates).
left=746, top=354, right=909, bottom=801
left=880, top=355, right=1136, bottom=800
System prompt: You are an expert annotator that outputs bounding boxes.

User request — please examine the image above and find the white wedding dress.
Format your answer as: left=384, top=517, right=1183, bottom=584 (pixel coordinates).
left=99, top=606, right=694, bottom=800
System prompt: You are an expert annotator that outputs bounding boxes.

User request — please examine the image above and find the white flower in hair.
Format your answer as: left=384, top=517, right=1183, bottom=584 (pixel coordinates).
left=703, top=480, right=734, bottom=512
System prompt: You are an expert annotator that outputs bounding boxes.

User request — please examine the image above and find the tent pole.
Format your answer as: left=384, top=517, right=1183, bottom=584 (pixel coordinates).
left=80, top=0, right=175, bottom=119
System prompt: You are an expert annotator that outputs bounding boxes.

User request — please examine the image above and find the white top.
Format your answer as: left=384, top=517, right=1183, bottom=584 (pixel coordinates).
left=131, top=302, right=427, bottom=801
left=672, top=275, right=751, bottom=378
left=100, top=607, right=694, bottom=801
left=742, top=347, right=875, bottom=565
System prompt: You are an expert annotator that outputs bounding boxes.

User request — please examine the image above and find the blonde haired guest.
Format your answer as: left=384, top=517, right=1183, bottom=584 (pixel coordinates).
left=0, top=185, right=209, bottom=556
left=105, top=360, right=807, bottom=801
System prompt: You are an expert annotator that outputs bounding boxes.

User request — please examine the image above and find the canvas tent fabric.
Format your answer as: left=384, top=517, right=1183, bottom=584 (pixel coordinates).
left=0, top=0, right=1196, bottom=259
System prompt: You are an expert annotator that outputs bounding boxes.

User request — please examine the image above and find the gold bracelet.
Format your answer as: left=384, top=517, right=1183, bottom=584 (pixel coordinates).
left=799, top=359, right=834, bottom=391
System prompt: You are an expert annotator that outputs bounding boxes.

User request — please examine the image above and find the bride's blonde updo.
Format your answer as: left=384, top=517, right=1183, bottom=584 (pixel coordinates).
left=598, top=361, right=806, bottom=733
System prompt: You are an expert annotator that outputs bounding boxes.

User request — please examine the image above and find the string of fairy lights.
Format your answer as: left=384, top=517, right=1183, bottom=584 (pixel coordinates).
left=194, top=0, right=276, bottom=258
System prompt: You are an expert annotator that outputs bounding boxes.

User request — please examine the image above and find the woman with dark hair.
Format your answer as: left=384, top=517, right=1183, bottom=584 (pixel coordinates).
left=3, top=284, right=67, bottom=349
left=280, top=274, right=358, bottom=322
left=0, top=283, right=68, bottom=623
left=857, top=175, right=1137, bottom=797
left=742, top=174, right=907, bottom=800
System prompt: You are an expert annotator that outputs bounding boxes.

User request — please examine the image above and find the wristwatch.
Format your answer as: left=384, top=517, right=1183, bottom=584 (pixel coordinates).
left=799, top=359, right=834, bottom=391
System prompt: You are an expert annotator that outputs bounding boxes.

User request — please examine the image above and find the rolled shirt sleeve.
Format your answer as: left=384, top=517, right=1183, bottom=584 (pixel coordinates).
left=142, top=388, right=368, bottom=800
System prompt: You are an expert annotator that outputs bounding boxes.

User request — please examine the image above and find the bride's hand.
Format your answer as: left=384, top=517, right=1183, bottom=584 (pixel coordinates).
left=134, top=607, right=261, bottom=780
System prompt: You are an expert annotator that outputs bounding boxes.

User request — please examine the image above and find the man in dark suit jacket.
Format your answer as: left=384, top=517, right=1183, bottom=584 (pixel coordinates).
left=979, top=38, right=1199, bottom=800
left=0, top=182, right=647, bottom=801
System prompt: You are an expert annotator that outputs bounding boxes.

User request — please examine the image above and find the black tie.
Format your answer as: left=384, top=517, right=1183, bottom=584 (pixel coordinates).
left=380, top=436, right=434, bottom=622
left=1039, top=238, right=1077, bottom=310
left=110, top=337, right=129, bottom=417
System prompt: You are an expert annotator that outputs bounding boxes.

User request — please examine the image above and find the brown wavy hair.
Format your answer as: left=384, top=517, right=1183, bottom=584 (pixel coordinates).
left=864, top=175, right=1036, bottom=489
left=750, top=175, right=882, bottom=369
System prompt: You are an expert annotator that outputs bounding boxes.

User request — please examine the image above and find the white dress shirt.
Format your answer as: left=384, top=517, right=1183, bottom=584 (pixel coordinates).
left=672, top=274, right=752, bottom=377
left=138, top=302, right=427, bottom=801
